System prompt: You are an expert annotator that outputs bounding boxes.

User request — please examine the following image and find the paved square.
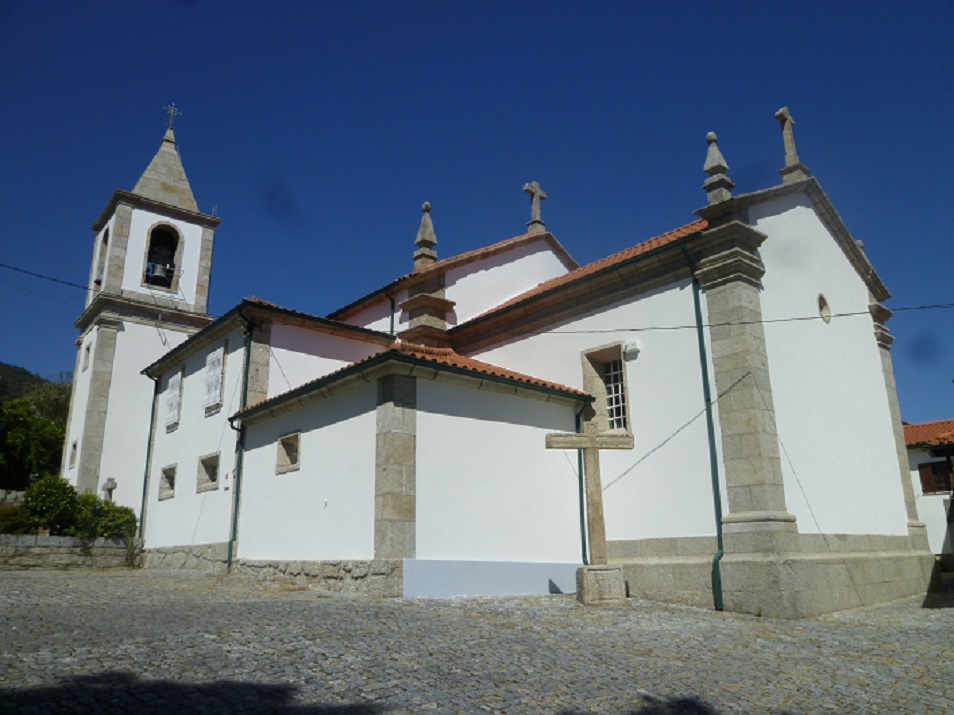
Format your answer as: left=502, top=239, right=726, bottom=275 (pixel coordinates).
left=1, top=570, right=952, bottom=713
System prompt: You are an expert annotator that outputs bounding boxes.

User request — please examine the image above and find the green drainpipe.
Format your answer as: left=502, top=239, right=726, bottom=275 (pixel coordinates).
left=681, top=247, right=724, bottom=611
left=575, top=406, right=589, bottom=566
left=137, top=376, right=161, bottom=540
left=226, top=317, right=255, bottom=571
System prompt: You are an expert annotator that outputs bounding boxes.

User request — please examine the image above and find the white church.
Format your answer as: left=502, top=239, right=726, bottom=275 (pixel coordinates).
left=62, top=109, right=933, bottom=617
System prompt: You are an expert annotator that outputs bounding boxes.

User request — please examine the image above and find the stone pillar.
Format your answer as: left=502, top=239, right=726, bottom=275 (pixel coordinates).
left=374, top=375, right=416, bottom=559
left=76, top=319, right=121, bottom=494
left=102, top=204, right=132, bottom=296
left=695, top=222, right=797, bottom=552
left=194, top=225, right=216, bottom=314
left=869, top=301, right=930, bottom=551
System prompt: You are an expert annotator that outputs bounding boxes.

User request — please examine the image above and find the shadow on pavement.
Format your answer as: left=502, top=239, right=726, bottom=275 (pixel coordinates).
left=0, top=671, right=386, bottom=714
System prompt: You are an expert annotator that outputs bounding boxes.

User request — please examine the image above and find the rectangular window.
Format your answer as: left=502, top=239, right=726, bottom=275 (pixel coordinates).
left=582, top=343, right=631, bottom=433
left=919, top=461, right=953, bottom=495
left=164, top=369, right=183, bottom=431
left=69, top=441, right=78, bottom=469
left=202, top=343, right=226, bottom=413
left=276, top=432, right=301, bottom=474
left=159, top=465, right=177, bottom=500
left=82, top=343, right=91, bottom=371
left=197, top=453, right=220, bottom=493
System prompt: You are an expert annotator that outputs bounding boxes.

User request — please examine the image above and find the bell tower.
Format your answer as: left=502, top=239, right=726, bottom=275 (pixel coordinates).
left=62, top=110, right=219, bottom=512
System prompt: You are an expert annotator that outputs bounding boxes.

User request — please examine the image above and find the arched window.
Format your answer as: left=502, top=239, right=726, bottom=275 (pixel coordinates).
left=94, top=228, right=109, bottom=288
left=145, top=226, right=179, bottom=289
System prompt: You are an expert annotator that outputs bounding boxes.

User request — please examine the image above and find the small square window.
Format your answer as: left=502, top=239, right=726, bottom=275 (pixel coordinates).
left=159, top=464, right=177, bottom=500
left=276, top=432, right=301, bottom=474
left=197, top=453, right=220, bottom=493
left=69, top=441, right=78, bottom=469
left=918, top=461, right=953, bottom=495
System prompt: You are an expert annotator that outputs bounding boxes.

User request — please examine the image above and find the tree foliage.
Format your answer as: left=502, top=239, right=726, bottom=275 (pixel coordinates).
left=16, top=474, right=137, bottom=539
left=23, top=473, right=76, bottom=535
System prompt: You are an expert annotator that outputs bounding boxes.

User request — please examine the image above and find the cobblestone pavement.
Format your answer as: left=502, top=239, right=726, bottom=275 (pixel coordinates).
left=1, top=570, right=953, bottom=714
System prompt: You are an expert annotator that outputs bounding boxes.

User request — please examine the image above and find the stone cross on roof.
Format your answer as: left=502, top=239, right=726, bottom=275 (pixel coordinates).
left=523, top=181, right=547, bottom=233
left=163, top=103, right=182, bottom=129
left=775, top=106, right=810, bottom=184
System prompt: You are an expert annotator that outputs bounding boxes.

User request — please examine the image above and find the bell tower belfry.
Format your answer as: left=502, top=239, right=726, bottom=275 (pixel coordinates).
left=62, top=112, right=219, bottom=512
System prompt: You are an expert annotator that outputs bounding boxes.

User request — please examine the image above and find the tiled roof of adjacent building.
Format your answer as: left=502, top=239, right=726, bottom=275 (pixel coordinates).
left=235, top=340, right=589, bottom=420
left=904, top=419, right=954, bottom=448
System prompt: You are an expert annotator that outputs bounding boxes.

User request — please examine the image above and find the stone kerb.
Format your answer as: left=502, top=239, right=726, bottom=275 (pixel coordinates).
left=0, top=534, right=141, bottom=570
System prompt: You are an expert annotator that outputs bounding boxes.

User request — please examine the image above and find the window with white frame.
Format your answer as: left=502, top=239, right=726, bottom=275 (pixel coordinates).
left=159, top=464, right=176, bottom=500
left=197, top=453, right=220, bottom=492
left=203, top=343, right=226, bottom=413
left=582, top=343, right=631, bottom=433
left=918, top=460, right=953, bottom=495
left=276, top=432, right=301, bottom=474
left=164, top=369, right=183, bottom=431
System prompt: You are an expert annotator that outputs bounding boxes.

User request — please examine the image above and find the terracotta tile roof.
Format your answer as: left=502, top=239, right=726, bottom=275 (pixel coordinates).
left=904, top=419, right=954, bottom=448
left=329, top=231, right=576, bottom=320
left=457, top=219, right=708, bottom=325
left=235, top=340, right=589, bottom=419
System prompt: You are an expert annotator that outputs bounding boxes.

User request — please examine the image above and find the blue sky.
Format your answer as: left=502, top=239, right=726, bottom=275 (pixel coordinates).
left=0, top=1, right=951, bottom=422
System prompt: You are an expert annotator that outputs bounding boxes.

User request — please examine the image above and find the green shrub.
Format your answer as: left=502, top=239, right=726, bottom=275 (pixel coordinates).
left=67, top=492, right=103, bottom=539
left=0, top=504, right=33, bottom=534
left=23, top=474, right=76, bottom=535
left=98, top=501, right=137, bottom=539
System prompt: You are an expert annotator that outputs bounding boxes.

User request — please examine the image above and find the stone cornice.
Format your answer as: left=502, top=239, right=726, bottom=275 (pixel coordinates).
left=869, top=302, right=895, bottom=350
left=695, top=177, right=890, bottom=302
left=692, top=221, right=769, bottom=290
left=75, top=293, right=213, bottom=334
left=92, top=190, right=221, bottom=232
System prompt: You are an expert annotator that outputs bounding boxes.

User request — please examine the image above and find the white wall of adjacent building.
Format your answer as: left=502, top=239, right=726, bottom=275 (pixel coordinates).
left=143, top=326, right=245, bottom=547
left=473, top=278, right=725, bottom=544
left=415, top=381, right=582, bottom=563
left=907, top=447, right=953, bottom=554
left=238, top=385, right=377, bottom=561
left=266, top=324, right=384, bottom=398
left=753, top=193, right=908, bottom=536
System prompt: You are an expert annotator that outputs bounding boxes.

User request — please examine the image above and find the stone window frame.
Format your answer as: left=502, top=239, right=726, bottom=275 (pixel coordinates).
left=93, top=227, right=109, bottom=289
left=141, top=221, right=185, bottom=295
left=918, top=459, right=953, bottom=495
left=817, top=293, right=832, bottom=324
left=164, top=368, right=184, bottom=432
left=276, top=431, right=301, bottom=475
left=159, top=464, right=177, bottom=500
left=202, top=341, right=228, bottom=415
left=582, top=341, right=632, bottom=434
left=82, top=342, right=91, bottom=371
left=196, top=452, right=221, bottom=493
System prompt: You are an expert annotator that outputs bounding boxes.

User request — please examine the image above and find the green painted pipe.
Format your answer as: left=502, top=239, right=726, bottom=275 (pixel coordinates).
left=682, top=247, right=724, bottom=611
left=226, top=317, right=254, bottom=571
left=575, top=406, right=589, bottom=566
left=137, top=376, right=161, bottom=540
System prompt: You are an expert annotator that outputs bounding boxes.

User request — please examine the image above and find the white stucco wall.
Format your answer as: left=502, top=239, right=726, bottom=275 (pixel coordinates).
left=473, top=280, right=724, bottom=543
left=266, top=325, right=384, bottom=398
left=415, top=381, right=582, bottom=563
left=343, top=241, right=571, bottom=333
left=143, top=326, right=245, bottom=547
left=122, top=207, right=203, bottom=308
left=98, top=321, right=190, bottom=513
left=753, top=192, right=908, bottom=536
left=908, top=448, right=953, bottom=554
left=63, top=331, right=94, bottom=489
left=238, top=385, right=376, bottom=561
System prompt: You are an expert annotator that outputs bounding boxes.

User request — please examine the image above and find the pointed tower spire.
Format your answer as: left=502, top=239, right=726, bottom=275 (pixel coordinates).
left=131, top=108, right=199, bottom=211
left=413, top=202, right=438, bottom=269
left=775, top=106, right=810, bottom=184
left=702, top=132, right=734, bottom=205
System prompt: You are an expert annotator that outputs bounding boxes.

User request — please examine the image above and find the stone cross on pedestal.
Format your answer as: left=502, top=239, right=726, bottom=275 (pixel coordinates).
left=546, top=428, right=631, bottom=605
left=546, top=430, right=632, bottom=565
left=523, top=181, right=547, bottom=233
left=775, top=106, right=810, bottom=184
left=164, top=103, right=182, bottom=129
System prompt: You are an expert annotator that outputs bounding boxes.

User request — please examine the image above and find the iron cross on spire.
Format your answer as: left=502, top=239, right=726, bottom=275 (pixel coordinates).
left=163, top=103, right=182, bottom=129
left=523, top=181, right=547, bottom=233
